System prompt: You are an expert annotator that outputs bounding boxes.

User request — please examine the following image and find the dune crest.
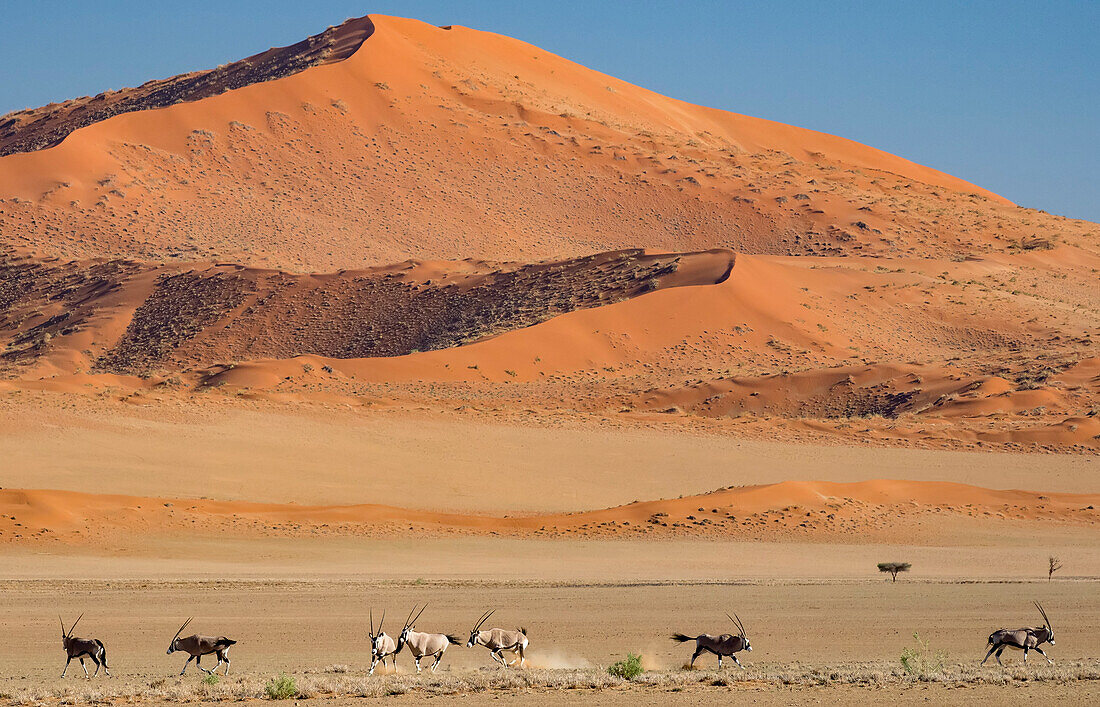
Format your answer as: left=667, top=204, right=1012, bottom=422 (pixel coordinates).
left=1, top=480, right=1096, bottom=547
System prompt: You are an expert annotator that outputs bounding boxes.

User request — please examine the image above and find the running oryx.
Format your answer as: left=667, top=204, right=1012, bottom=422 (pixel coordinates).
left=982, top=602, right=1056, bottom=666
left=368, top=608, right=402, bottom=674
left=466, top=610, right=529, bottom=668
left=397, top=605, right=461, bottom=673
left=59, top=614, right=111, bottom=678
left=165, top=618, right=237, bottom=675
left=671, top=613, right=753, bottom=668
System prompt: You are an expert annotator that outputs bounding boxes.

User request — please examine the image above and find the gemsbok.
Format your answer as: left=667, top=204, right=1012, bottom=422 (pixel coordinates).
left=166, top=617, right=237, bottom=675
left=466, top=610, right=529, bottom=668
left=671, top=613, right=753, bottom=669
left=59, top=614, right=111, bottom=678
left=397, top=605, right=461, bottom=673
left=368, top=608, right=402, bottom=675
left=982, top=602, right=1056, bottom=666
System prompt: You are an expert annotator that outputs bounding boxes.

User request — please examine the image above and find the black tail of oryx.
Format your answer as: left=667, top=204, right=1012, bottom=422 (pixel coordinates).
left=217, top=638, right=237, bottom=648
left=519, top=627, right=528, bottom=636
left=446, top=634, right=462, bottom=645
left=95, top=640, right=109, bottom=667
left=670, top=633, right=694, bottom=643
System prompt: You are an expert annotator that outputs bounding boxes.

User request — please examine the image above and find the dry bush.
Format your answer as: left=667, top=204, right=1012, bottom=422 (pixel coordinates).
left=4, top=661, right=1099, bottom=703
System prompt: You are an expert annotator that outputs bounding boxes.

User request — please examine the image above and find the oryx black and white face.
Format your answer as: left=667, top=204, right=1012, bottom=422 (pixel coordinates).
left=399, top=604, right=426, bottom=645
left=167, top=617, right=192, bottom=655
left=467, top=609, right=495, bottom=647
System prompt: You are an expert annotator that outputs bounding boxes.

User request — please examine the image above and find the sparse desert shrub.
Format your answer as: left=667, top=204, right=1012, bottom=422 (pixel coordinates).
left=1048, top=555, right=1063, bottom=582
left=878, top=561, right=911, bottom=581
left=900, top=633, right=948, bottom=677
left=607, top=653, right=644, bottom=680
left=264, top=673, right=298, bottom=700
left=202, top=673, right=220, bottom=686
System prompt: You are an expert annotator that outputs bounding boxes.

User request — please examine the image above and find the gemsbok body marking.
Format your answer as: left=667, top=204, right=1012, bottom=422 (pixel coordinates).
left=466, top=610, right=529, bottom=668
left=166, top=617, right=237, bottom=676
left=59, top=614, right=111, bottom=678
left=671, top=613, right=753, bottom=669
left=397, top=605, right=460, bottom=673
left=368, top=608, right=402, bottom=675
left=982, top=602, right=1055, bottom=666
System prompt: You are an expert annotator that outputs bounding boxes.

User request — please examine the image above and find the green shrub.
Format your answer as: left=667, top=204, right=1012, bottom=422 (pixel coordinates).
left=607, top=653, right=644, bottom=680
left=264, top=673, right=298, bottom=700
left=201, top=673, right=220, bottom=686
left=900, top=633, right=948, bottom=677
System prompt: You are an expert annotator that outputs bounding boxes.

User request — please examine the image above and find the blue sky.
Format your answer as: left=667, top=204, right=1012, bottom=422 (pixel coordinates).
left=1, top=1, right=1096, bottom=222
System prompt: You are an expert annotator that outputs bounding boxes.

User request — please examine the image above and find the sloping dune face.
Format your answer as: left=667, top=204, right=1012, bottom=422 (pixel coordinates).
left=1, top=15, right=1093, bottom=271
left=1, top=481, right=1097, bottom=546
left=0, top=13, right=1096, bottom=455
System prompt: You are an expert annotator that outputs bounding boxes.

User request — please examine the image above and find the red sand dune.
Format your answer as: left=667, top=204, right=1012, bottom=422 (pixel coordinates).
left=5, top=14, right=1092, bottom=273
left=1, top=480, right=1096, bottom=545
left=0, top=13, right=1096, bottom=455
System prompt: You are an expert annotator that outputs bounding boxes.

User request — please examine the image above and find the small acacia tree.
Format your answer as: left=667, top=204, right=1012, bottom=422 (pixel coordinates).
left=878, top=561, right=911, bottom=582
left=1048, top=555, right=1063, bottom=582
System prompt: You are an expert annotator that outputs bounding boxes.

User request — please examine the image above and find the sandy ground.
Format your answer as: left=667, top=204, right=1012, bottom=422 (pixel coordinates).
left=1, top=580, right=1096, bottom=702
left=2, top=399, right=1096, bottom=513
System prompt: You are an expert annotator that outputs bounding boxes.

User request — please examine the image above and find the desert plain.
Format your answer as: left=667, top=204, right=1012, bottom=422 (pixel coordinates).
left=0, top=12, right=1097, bottom=705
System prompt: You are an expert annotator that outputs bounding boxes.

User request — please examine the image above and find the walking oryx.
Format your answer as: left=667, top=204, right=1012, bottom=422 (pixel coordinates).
left=166, top=618, right=237, bottom=675
left=397, top=605, right=461, bottom=673
left=59, top=614, right=111, bottom=678
left=466, top=610, right=529, bottom=668
left=368, top=608, right=402, bottom=674
left=671, top=613, right=753, bottom=669
left=982, top=602, right=1056, bottom=666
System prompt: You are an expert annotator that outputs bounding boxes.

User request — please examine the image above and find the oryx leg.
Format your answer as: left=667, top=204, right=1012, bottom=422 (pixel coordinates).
left=490, top=649, right=507, bottom=667
left=180, top=655, right=195, bottom=675
left=92, top=656, right=101, bottom=678
left=517, top=644, right=526, bottom=667
left=995, top=647, right=1006, bottom=666
left=1023, top=647, right=1029, bottom=663
left=1034, top=647, right=1054, bottom=665
left=690, top=646, right=705, bottom=668
left=414, top=656, right=422, bottom=673
left=430, top=652, right=444, bottom=673
left=717, top=654, right=722, bottom=669
left=196, top=653, right=213, bottom=675
left=62, top=655, right=72, bottom=678
left=219, top=649, right=231, bottom=676
left=79, top=657, right=89, bottom=678
left=369, top=655, right=379, bottom=675
left=981, top=644, right=998, bottom=665
left=731, top=653, right=744, bottom=669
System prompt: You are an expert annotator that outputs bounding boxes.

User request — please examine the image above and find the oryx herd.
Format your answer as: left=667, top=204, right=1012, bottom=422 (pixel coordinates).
left=56, top=602, right=1057, bottom=677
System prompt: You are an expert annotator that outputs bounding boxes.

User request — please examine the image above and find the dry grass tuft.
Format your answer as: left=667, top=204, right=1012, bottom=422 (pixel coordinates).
left=3, top=660, right=1098, bottom=703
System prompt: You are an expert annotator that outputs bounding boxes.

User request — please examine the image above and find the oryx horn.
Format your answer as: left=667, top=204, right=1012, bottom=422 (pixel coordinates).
left=66, top=612, right=84, bottom=638
left=472, top=609, right=495, bottom=632
left=171, top=616, right=193, bottom=642
left=404, top=604, right=426, bottom=631
left=727, top=612, right=746, bottom=637
left=1034, top=601, right=1051, bottom=629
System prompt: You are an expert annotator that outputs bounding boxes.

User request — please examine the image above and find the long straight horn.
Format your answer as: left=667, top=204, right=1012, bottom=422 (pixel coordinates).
left=402, top=604, right=421, bottom=632
left=59, top=615, right=67, bottom=637
left=369, top=608, right=375, bottom=637
left=171, top=617, right=193, bottom=643
left=1035, top=601, right=1051, bottom=629
left=378, top=609, right=386, bottom=635
left=727, top=612, right=746, bottom=637
left=474, top=609, right=495, bottom=632
left=67, top=613, right=84, bottom=638
left=409, top=604, right=427, bottom=627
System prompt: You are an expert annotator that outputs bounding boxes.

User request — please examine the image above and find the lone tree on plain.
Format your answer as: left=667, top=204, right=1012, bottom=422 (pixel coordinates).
left=1048, top=555, right=1063, bottom=582
left=878, top=562, right=911, bottom=582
